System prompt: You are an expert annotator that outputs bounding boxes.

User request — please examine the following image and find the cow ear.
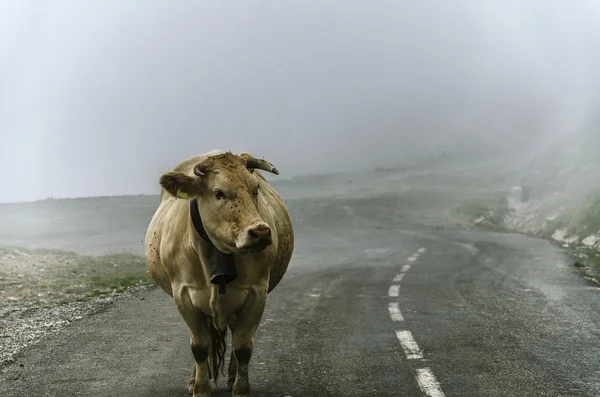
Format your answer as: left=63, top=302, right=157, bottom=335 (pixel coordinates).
left=159, top=171, right=202, bottom=199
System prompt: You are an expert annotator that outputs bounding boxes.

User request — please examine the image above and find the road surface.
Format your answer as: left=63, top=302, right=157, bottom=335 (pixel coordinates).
left=1, top=227, right=600, bottom=396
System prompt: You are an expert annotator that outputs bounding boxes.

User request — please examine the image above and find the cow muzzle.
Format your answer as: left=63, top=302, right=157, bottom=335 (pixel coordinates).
left=236, top=223, right=273, bottom=253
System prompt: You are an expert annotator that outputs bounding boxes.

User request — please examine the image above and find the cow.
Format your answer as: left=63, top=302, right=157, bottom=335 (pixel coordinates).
left=145, top=150, right=294, bottom=397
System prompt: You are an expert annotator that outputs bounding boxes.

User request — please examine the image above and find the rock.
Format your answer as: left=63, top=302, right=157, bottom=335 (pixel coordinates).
left=582, top=234, right=600, bottom=247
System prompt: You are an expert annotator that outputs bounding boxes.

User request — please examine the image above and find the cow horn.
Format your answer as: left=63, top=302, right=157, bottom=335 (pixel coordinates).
left=245, top=157, right=280, bottom=175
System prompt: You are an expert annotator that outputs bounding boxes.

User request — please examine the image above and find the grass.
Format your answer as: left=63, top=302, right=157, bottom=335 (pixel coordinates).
left=572, top=245, right=600, bottom=284
left=455, top=191, right=510, bottom=230
left=533, top=190, right=600, bottom=240
left=566, top=191, right=600, bottom=237
left=0, top=246, right=154, bottom=319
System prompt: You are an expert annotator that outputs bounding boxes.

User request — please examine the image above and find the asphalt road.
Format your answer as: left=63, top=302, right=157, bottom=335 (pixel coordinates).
left=1, top=226, right=600, bottom=396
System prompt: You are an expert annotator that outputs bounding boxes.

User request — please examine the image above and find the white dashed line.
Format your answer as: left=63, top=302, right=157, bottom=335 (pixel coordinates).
left=388, top=302, right=404, bottom=321
left=389, top=247, right=444, bottom=396
left=395, top=330, right=423, bottom=359
left=416, top=368, right=446, bottom=397
left=393, top=273, right=405, bottom=282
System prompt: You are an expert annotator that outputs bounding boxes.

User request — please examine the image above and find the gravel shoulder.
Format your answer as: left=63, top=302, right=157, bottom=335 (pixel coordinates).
left=0, top=246, right=152, bottom=366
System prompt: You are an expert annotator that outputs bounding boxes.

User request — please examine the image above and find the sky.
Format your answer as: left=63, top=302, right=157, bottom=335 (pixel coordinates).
left=1, top=0, right=600, bottom=202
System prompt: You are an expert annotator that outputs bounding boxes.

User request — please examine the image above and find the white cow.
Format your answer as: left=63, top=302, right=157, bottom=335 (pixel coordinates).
left=145, top=151, right=294, bottom=397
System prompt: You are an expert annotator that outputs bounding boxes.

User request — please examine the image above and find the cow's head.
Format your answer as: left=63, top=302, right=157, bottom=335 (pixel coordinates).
left=159, top=152, right=279, bottom=255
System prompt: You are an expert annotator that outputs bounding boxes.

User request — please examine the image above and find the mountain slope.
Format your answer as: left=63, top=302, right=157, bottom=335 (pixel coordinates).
left=503, top=110, right=600, bottom=249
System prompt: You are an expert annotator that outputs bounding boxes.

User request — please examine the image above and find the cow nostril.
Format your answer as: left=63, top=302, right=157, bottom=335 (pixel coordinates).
left=248, top=224, right=271, bottom=238
left=237, top=223, right=273, bottom=251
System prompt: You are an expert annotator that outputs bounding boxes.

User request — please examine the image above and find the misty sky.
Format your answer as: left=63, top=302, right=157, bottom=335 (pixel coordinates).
left=2, top=0, right=600, bottom=202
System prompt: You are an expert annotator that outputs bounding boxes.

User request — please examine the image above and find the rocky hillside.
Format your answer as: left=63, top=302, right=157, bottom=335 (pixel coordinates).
left=502, top=111, right=600, bottom=252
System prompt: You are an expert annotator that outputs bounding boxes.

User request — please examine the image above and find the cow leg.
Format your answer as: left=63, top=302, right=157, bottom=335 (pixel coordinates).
left=227, top=318, right=238, bottom=391
left=188, top=365, right=196, bottom=394
left=227, top=348, right=237, bottom=391
left=230, top=288, right=267, bottom=397
left=175, top=290, right=212, bottom=397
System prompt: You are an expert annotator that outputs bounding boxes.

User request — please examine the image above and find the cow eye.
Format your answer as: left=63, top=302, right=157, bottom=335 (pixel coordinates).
left=214, top=190, right=226, bottom=200
left=252, top=186, right=259, bottom=196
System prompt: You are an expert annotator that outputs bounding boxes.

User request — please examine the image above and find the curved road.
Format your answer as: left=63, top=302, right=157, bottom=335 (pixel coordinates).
left=1, top=227, right=600, bottom=396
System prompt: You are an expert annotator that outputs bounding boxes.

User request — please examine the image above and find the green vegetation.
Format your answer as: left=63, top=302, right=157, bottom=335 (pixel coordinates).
left=574, top=246, right=600, bottom=284
left=538, top=216, right=569, bottom=239
left=456, top=188, right=600, bottom=283
left=566, top=191, right=600, bottom=236
left=0, top=246, right=154, bottom=319
left=579, top=246, right=600, bottom=265
left=455, top=191, right=510, bottom=230
left=563, top=192, right=600, bottom=282
left=534, top=191, right=600, bottom=239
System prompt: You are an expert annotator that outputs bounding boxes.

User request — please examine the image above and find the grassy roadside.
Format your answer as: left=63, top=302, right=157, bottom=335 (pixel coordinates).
left=564, top=191, right=600, bottom=237
left=0, top=246, right=156, bottom=366
left=454, top=191, right=512, bottom=233
left=455, top=190, right=600, bottom=283
left=552, top=191, right=600, bottom=283
left=572, top=246, right=600, bottom=285
left=0, top=246, right=154, bottom=319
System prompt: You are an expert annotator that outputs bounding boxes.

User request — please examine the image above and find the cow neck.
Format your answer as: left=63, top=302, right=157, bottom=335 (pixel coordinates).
left=189, top=198, right=237, bottom=295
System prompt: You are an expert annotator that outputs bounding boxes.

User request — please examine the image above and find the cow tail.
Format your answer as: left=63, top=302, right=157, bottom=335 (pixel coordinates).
left=208, top=318, right=227, bottom=385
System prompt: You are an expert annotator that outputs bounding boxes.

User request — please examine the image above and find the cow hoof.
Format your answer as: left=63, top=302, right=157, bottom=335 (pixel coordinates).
left=189, top=380, right=212, bottom=397
left=232, top=385, right=251, bottom=397
left=192, top=387, right=212, bottom=397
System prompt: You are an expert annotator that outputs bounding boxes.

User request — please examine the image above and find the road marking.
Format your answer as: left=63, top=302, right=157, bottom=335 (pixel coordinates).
left=389, top=247, right=444, bottom=396
left=395, top=330, right=423, bottom=359
left=388, top=302, right=404, bottom=321
left=393, top=273, right=405, bottom=282
left=416, top=368, right=446, bottom=397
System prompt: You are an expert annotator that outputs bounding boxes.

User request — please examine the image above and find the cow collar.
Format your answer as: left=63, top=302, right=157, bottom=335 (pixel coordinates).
left=190, top=198, right=237, bottom=294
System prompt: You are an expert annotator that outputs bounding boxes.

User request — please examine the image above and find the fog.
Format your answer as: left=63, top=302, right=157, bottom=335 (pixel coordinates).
left=2, top=0, right=600, bottom=203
